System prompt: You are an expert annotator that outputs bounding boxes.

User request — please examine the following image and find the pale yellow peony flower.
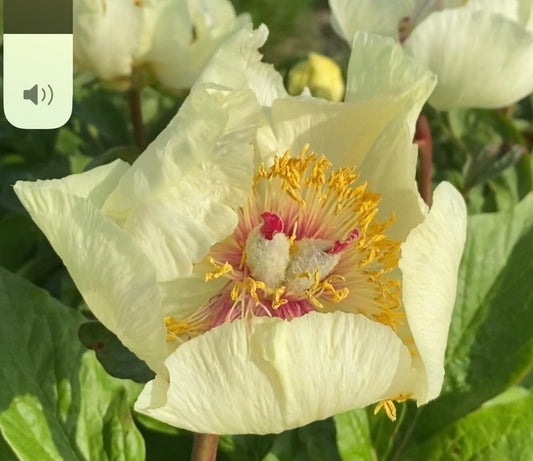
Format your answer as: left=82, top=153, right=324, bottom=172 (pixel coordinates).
left=73, top=0, right=265, bottom=91
left=329, top=0, right=533, bottom=109
left=287, top=52, right=345, bottom=101
left=15, top=33, right=466, bottom=435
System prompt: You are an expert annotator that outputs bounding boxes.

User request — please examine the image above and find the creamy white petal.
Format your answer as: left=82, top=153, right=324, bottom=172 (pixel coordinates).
left=135, top=311, right=413, bottom=434
left=399, top=182, right=467, bottom=404
left=462, top=0, right=533, bottom=34
left=14, top=167, right=168, bottom=376
left=267, top=97, right=399, bottom=169
left=150, top=13, right=263, bottom=91
left=197, top=22, right=288, bottom=106
left=188, top=0, right=236, bottom=32
left=462, top=0, right=518, bottom=23
left=405, top=9, right=533, bottom=109
left=266, top=33, right=435, bottom=170
left=73, top=0, right=142, bottom=80
left=195, top=20, right=272, bottom=93
left=328, top=0, right=413, bottom=42
left=103, top=85, right=263, bottom=281
left=158, top=260, right=226, bottom=317
left=29, top=159, right=130, bottom=208
left=238, top=60, right=288, bottom=107
left=359, top=120, right=425, bottom=241
left=136, top=0, right=192, bottom=68
left=346, top=32, right=436, bottom=139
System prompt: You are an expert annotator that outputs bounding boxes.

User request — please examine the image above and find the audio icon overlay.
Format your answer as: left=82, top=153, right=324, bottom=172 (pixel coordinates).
left=23, top=84, right=55, bottom=106
left=3, top=0, right=73, bottom=129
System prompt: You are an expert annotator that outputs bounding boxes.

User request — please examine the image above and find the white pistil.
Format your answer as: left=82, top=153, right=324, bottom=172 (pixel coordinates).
left=244, top=228, right=291, bottom=288
left=285, top=238, right=341, bottom=293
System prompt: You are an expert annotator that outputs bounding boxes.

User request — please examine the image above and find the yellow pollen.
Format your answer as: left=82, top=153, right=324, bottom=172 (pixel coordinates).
left=373, top=393, right=412, bottom=421
left=231, top=277, right=266, bottom=306
left=272, top=286, right=288, bottom=309
left=305, top=270, right=350, bottom=308
left=165, top=317, right=204, bottom=342
left=205, top=257, right=233, bottom=281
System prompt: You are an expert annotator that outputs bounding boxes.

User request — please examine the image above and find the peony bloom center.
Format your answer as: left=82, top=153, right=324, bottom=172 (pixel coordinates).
left=166, top=146, right=406, bottom=343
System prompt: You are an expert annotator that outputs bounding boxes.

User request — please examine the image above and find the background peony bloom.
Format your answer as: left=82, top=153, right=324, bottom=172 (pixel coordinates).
left=329, top=0, right=533, bottom=110
left=15, top=33, right=466, bottom=435
left=73, top=0, right=263, bottom=91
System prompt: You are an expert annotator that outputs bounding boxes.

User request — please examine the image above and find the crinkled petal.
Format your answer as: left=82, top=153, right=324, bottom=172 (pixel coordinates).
left=135, top=311, right=414, bottom=434
left=74, top=0, right=141, bottom=80
left=328, top=0, right=413, bottom=42
left=103, top=85, right=264, bottom=281
left=196, top=21, right=277, bottom=96
left=405, top=9, right=533, bottom=109
left=239, top=59, right=288, bottom=107
left=346, top=32, right=436, bottom=137
left=198, top=21, right=287, bottom=106
left=399, top=182, right=467, bottom=404
left=14, top=163, right=168, bottom=376
left=30, top=158, right=130, bottom=208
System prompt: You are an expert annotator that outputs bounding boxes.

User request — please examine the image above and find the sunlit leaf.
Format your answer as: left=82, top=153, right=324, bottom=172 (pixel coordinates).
left=335, top=408, right=375, bottom=461
left=402, top=393, right=533, bottom=460
left=0, top=267, right=144, bottom=461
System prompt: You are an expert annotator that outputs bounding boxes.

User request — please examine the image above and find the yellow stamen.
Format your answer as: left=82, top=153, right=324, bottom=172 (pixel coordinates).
left=373, top=393, right=413, bottom=421
left=165, top=317, right=204, bottom=342
left=272, top=286, right=288, bottom=309
left=374, top=400, right=397, bottom=421
left=231, top=277, right=266, bottom=306
left=304, top=270, right=350, bottom=308
left=205, top=257, right=233, bottom=281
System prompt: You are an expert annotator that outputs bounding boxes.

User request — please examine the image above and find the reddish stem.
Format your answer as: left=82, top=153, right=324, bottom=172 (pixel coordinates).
left=191, top=433, right=219, bottom=461
left=415, top=113, right=433, bottom=206
left=128, top=87, right=146, bottom=150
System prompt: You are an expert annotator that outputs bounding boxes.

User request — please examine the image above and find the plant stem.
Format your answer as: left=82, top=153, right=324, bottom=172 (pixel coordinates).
left=128, top=87, right=146, bottom=150
left=415, top=113, right=433, bottom=206
left=191, top=433, right=219, bottom=461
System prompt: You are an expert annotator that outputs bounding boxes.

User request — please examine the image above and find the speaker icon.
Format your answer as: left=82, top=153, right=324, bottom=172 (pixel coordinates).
left=23, top=84, right=54, bottom=106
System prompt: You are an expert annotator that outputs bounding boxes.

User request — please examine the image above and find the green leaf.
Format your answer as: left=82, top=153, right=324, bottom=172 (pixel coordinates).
left=218, top=433, right=275, bottom=461
left=78, top=321, right=155, bottom=383
left=219, top=420, right=341, bottom=461
left=0, top=267, right=144, bottom=461
left=265, top=420, right=341, bottom=461
left=463, top=144, right=525, bottom=193
left=401, top=393, right=533, bottom=461
left=0, top=214, right=42, bottom=271
left=335, top=408, right=375, bottom=461
left=401, top=194, right=533, bottom=442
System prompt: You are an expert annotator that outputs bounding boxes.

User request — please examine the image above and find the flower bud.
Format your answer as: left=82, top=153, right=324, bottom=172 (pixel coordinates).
left=287, top=52, right=345, bottom=102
